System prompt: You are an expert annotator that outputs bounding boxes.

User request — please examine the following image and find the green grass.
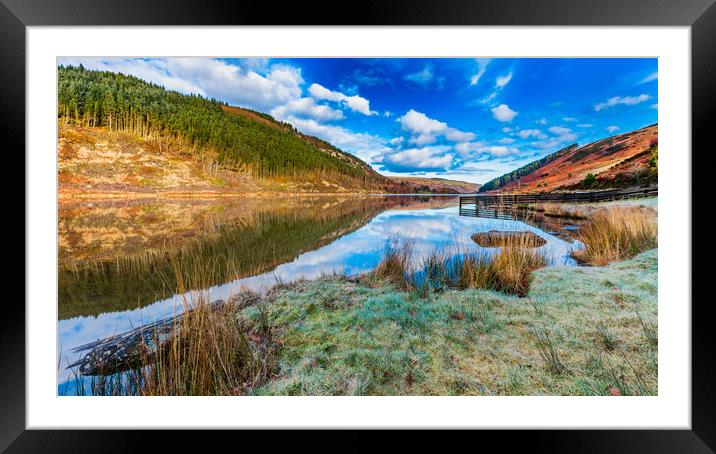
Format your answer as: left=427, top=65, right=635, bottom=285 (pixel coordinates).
left=243, top=249, right=657, bottom=396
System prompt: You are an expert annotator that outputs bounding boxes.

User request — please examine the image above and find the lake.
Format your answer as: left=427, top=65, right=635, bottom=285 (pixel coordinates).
left=58, top=195, right=583, bottom=390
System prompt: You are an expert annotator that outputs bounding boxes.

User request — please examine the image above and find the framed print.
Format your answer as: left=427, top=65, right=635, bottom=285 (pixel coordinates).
left=5, top=0, right=714, bottom=450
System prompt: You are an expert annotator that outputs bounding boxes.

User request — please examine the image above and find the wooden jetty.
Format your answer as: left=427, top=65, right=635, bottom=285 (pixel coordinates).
left=67, top=292, right=261, bottom=376
left=459, top=186, right=657, bottom=217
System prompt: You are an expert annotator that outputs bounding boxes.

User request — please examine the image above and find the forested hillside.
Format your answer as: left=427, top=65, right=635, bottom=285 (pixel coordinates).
left=58, top=65, right=386, bottom=187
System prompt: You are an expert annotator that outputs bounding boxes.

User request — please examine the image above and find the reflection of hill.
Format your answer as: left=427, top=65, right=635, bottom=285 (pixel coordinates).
left=58, top=196, right=444, bottom=319
left=385, top=196, right=458, bottom=211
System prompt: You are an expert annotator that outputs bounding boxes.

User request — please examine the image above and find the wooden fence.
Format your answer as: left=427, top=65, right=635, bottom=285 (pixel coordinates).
left=459, top=186, right=657, bottom=217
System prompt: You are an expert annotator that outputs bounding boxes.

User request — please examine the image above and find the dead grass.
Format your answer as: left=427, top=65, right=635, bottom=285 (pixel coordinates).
left=76, top=281, right=276, bottom=396
left=373, top=233, right=548, bottom=296
left=491, top=242, right=548, bottom=295
left=65, top=236, right=278, bottom=396
left=135, top=298, right=274, bottom=396
left=373, top=239, right=413, bottom=290
left=572, top=207, right=657, bottom=266
left=533, top=202, right=590, bottom=219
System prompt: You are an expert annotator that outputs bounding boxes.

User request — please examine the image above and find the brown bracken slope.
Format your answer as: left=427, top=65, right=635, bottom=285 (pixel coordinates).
left=493, top=124, right=657, bottom=193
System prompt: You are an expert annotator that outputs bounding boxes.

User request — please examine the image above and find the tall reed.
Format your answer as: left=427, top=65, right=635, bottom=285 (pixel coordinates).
left=491, top=239, right=548, bottom=295
left=373, top=239, right=413, bottom=290
left=73, top=259, right=276, bottom=396
left=373, top=232, right=548, bottom=296
left=572, top=207, right=657, bottom=266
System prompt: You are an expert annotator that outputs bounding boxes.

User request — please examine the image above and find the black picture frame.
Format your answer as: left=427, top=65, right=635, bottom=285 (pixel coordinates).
left=4, top=0, right=712, bottom=451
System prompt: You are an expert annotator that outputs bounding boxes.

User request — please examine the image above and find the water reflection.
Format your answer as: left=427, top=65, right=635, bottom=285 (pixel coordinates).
left=58, top=201, right=581, bottom=388
left=58, top=195, right=455, bottom=319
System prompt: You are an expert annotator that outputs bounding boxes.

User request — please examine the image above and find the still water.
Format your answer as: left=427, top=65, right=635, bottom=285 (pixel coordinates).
left=58, top=195, right=582, bottom=389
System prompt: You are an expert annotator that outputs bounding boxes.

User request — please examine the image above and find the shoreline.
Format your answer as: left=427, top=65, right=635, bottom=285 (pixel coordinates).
left=57, top=189, right=472, bottom=204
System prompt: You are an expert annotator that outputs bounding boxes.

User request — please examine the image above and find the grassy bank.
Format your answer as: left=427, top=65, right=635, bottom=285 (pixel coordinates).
left=246, top=249, right=657, bottom=395
left=77, top=248, right=657, bottom=396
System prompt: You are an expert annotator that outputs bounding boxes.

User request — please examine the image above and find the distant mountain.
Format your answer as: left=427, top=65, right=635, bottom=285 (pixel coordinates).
left=387, top=177, right=480, bottom=194
left=57, top=66, right=476, bottom=195
left=479, top=124, right=658, bottom=193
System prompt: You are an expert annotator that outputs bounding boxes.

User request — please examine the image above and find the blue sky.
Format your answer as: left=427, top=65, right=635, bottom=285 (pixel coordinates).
left=58, top=57, right=658, bottom=184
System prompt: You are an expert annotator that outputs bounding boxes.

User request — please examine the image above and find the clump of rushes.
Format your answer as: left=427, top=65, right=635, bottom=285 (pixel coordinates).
left=572, top=207, right=657, bottom=266
left=375, top=232, right=547, bottom=296
left=532, top=326, right=564, bottom=375
left=491, top=240, right=548, bottom=295
left=456, top=255, right=495, bottom=290
left=134, top=299, right=275, bottom=396
left=82, top=297, right=276, bottom=396
left=373, top=239, right=413, bottom=290
left=74, top=259, right=277, bottom=396
left=595, top=321, right=619, bottom=351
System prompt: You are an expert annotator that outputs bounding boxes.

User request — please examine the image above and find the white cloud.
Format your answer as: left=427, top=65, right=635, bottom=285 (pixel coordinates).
left=606, top=125, right=620, bottom=133
left=398, top=109, right=475, bottom=144
left=480, top=91, right=499, bottom=104
left=517, top=129, right=545, bottom=139
left=495, top=71, right=513, bottom=89
left=651, top=103, right=658, bottom=110
left=280, top=115, right=390, bottom=164
left=58, top=57, right=305, bottom=112
left=399, top=109, right=447, bottom=134
left=577, top=123, right=593, bottom=128
left=445, top=129, right=476, bottom=142
left=562, top=117, right=577, bottom=122
left=454, top=141, right=485, bottom=158
left=640, top=72, right=658, bottom=84
left=380, top=145, right=454, bottom=170
left=403, top=66, right=434, bottom=86
left=478, top=70, right=513, bottom=104
left=451, top=162, right=496, bottom=174
left=486, top=145, right=518, bottom=157
left=491, top=104, right=518, bottom=122
left=532, top=126, right=578, bottom=149
left=498, top=137, right=515, bottom=144
left=410, top=134, right=438, bottom=146
left=594, top=94, right=651, bottom=111
left=383, top=111, right=394, bottom=117
left=502, top=127, right=512, bottom=133
left=535, top=118, right=548, bottom=125
left=454, top=141, right=517, bottom=159
left=469, top=58, right=492, bottom=86
left=549, top=126, right=577, bottom=142
left=548, top=126, right=572, bottom=135
left=308, top=83, right=377, bottom=116
left=270, top=97, right=344, bottom=122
